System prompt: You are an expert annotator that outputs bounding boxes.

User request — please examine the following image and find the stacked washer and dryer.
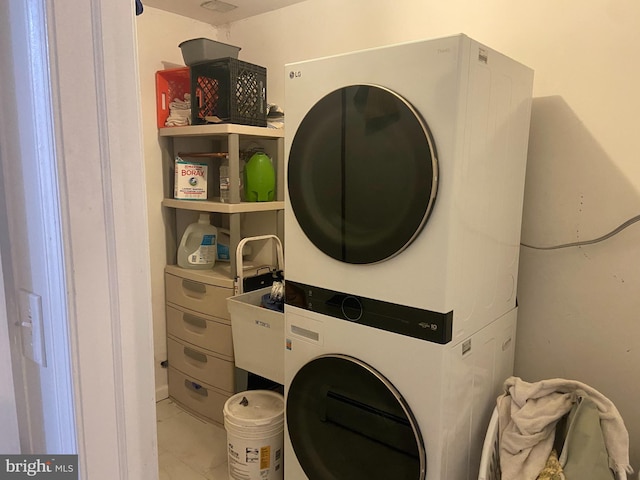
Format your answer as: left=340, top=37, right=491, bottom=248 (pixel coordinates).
left=282, top=34, right=534, bottom=480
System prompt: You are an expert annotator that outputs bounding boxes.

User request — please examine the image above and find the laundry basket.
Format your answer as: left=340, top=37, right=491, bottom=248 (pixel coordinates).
left=477, top=406, right=629, bottom=480
left=478, top=406, right=501, bottom=480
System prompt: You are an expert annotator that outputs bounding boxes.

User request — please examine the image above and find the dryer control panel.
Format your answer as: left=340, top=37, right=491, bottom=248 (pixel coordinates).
left=286, top=281, right=453, bottom=344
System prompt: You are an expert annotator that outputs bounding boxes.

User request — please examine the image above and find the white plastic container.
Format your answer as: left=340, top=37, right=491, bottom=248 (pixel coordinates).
left=216, top=228, right=231, bottom=261
left=216, top=228, right=254, bottom=262
left=177, top=214, right=218, bottom=269
left=219, top=158, right=230, bottom=203
left=224, top=390, right=284, bottom=480
left=219, top=157, right=245, bottom=203
left=226, top=287, right=284, bottom=385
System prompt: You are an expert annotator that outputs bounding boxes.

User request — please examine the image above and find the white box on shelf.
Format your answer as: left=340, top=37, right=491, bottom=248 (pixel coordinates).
left=174, top=159, right=208, bottom=200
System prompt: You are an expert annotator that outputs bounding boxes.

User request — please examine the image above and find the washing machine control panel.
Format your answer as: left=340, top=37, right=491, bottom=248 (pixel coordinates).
left=286, top=281, right=453, bottom=344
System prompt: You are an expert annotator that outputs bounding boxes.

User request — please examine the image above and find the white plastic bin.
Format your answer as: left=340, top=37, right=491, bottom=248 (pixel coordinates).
left=226, top=287, right=284, bottom=385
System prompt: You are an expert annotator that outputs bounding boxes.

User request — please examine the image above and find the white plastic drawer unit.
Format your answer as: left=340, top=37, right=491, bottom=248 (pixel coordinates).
left=165, top=271, right=233, bottom=320
left=166, top=304, right=233, bottom=358
left=168, top=367, right=229, bottom=426
left=167, top=336, right=235, bottom=393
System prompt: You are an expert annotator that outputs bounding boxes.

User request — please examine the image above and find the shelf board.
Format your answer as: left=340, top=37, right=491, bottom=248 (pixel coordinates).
left=159, top=124, right=284, bottom=139
left=162, top=198, right=284, bottom=213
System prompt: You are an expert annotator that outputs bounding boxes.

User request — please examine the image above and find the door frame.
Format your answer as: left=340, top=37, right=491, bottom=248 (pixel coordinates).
left=1, top=0, right=158, bottom=477
left=47, top=1, right=159, bottom=477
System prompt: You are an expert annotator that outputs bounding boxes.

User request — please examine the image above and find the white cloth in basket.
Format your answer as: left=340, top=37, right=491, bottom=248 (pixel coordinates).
left=496, top=377, right=632, bottom=480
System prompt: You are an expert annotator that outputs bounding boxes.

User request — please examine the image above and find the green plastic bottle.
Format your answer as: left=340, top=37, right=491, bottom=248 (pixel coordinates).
left=244, top=152, right=275, bottom=202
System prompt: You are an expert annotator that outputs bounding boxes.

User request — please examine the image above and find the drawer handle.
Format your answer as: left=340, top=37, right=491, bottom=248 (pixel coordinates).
left=183, top=313, right=207, bottom=330
left=184, top=347, right=208, bottom=364
left=184, top=380, right=208, bottom=397
left=181, top=279, right=206, bottom=297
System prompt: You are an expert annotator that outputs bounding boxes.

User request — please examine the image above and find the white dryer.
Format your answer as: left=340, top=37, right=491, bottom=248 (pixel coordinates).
left=284, top=303, right=517, bottom=480
left=283, top=34, right=533, bottom=480
left=284, top=34, right=534, bottom=340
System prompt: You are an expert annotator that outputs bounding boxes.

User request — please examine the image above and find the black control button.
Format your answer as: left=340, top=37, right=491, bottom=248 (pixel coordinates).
left=341, top=296, right=363, bottom=322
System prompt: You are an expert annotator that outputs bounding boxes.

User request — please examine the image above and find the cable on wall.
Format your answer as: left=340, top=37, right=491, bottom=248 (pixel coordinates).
left=521, top=213, right=640, bottom=250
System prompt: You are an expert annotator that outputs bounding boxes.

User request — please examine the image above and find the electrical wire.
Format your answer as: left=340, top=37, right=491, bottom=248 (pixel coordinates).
left=520, top=213, right=640, bottom=250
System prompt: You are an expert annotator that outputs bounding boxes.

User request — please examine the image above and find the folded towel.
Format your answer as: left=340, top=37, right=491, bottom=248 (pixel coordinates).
left=167, top=109, right=190, bottom=118
left=497, top=377, right=632, bottom=480
left=267, top=118, right=284, bottom=129
left=165, top=116, right=189, bottom=127
left=169, top=97, right=190, bottom=110
left=165, top=93, right=191, bottom=127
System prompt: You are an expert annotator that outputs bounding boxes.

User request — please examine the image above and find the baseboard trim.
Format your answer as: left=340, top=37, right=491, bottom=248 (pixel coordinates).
left=156, top=384, right=169, bottom=402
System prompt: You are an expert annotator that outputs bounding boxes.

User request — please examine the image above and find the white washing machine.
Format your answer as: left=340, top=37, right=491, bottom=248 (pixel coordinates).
left=284, top=34, right=534, bottom=341
left=284, top=303, right=517, bottom=480
left=283, top=34, right=533, bottom=480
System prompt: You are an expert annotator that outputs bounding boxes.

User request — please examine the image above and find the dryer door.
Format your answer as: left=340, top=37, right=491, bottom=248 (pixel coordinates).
left=288, top=85, right=438, bottom=264
left=286, top=354, right=426, bottom=480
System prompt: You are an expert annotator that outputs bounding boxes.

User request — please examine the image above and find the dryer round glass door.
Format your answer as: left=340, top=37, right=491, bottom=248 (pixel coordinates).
left=288, top=84, right=438, bottom=264
left=286, top=354, right=426, bottom=480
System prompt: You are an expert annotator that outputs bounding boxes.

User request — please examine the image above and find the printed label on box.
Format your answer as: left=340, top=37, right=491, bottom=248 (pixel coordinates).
left=174, top=160, right=208, bottom=200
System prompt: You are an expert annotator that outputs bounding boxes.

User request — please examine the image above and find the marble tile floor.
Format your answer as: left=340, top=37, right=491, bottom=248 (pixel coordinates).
left=156, top=398, right=229, bottom=480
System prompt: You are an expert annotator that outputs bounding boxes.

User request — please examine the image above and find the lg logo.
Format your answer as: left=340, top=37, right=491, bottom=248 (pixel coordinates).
left=289, top=70, right=302, bottom=79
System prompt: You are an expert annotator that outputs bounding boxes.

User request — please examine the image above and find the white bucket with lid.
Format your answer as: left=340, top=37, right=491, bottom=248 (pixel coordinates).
left=223, top=390, right=284, bottom=480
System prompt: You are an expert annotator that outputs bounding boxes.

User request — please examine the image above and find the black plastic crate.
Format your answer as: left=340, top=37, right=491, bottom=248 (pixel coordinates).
left=190, top=58, right=267, bottom=127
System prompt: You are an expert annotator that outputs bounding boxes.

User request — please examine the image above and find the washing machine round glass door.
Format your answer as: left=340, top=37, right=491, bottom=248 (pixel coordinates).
left=287, top=354, right=426, bottom=479
left=288, top=84, right=438, bottom=264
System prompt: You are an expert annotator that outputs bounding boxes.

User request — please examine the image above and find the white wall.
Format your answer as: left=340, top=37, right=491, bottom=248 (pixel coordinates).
left=221, top=0, right=640, bottom=469
left=135, top=7, right=220, bottom=399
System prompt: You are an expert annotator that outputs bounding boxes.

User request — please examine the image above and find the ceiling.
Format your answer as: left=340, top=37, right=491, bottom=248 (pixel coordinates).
left=142, top=0, right=307, bottom=26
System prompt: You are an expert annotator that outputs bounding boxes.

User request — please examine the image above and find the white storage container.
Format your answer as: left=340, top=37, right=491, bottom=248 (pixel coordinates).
left=177, top=213, right=217, bottom=269
left=224, top=390, right=284, bottom=480
left=226, top=287, right=284, bottom=385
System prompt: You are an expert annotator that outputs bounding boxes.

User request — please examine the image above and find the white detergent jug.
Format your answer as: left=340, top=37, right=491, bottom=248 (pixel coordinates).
left=177, top=213, right=218, bottom=269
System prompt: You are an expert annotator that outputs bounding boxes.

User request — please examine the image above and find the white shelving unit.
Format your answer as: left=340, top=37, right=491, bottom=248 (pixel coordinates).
left=160, top=124, right=285, bottom=423
left=160, top=123, right=284, bottom=280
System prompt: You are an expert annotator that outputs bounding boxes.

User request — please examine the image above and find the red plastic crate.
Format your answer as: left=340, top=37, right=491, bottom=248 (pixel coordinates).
left=155, top=67, right=190, bottom=128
